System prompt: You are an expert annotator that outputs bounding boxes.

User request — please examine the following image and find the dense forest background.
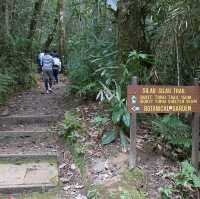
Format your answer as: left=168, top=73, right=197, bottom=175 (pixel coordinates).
left=1, top=0, right=200, bottom=102
left=1, top=0, right=200, bottom=146
left=1, top=0, right=200, bottom=197
left=1, top=1, right=200, bottom=137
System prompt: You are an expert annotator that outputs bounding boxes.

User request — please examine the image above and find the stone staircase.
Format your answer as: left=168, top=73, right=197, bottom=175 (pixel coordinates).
left=0, top=114, right=60, bottom=197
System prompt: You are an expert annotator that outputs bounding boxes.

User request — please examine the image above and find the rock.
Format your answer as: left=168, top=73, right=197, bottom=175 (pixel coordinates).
left=105, top=160, right=111, bottom=170
left=103, top=176, right=121, bottom=189
left=74, top=184, right=84, bottom=189
left=60, top=177, right=70, bottom=183
left=93, top=159, right=106, bottom=173
left=75, top=194, right=87, bottom=199
left=59, top=163, right=67, bottom=169
left=71, top=164, right=76, bottom=170
left=60, top=173, right=73, bottom=183
left=0, top=109, right=9, bottom=116
left=63, top=185, right=71, bottom=191
left=110, top=153, right=128, bottom=171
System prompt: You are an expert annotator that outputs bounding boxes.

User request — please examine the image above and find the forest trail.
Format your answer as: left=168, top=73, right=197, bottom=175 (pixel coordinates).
left=0, top=76, right=179, bottom=199
left=0, top=77, right=84, bottom=199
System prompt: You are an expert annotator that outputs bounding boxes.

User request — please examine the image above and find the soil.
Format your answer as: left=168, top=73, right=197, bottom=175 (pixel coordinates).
left=0, top=76, right=180, bottom=199
left=72, top=102, right=179, bottom=199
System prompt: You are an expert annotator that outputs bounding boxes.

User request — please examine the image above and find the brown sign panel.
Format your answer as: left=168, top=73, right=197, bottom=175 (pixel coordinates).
left=128, top=86, right=200, bottom=113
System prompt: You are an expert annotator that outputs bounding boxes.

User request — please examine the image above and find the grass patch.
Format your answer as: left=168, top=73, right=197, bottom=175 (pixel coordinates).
left=65, top=142, right=86, bottom=176
left=86, top=168, right=147, bottom=199
left=0, top=158, right=57, bottom=165
left=122, top=168, right=145, bottom=185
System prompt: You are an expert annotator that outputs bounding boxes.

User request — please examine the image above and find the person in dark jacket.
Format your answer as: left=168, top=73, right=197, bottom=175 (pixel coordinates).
left=41, top=49, right=54, bottom=93
left=52, top=54, right=61, bottom=84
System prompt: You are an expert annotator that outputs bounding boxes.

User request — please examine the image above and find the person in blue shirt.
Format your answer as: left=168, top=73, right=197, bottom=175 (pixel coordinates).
left=36, top=51, right=44, bottom=73
left=41, top=49, right=54, bottom=94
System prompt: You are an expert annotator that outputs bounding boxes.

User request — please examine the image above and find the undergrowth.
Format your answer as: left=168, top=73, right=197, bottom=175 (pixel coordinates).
left=152, top=114, right=192, bottom=153
left=0, top=36, right=37, bottom=104
left=59, top=112, right=86, bottom=176
left=86, top=168, right=147, bottom=199
left=160, top=161, right=200, bottom=198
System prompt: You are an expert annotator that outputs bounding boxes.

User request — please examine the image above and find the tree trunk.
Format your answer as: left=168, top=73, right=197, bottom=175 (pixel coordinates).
left=5, top=0, right=9, bottom=35
left=43, top=0, right=59, bottom=49
left=58, top=0, right=65, bottom=60
left=117, top=0, right=150, bottom=63
left=28, top=0, right=44, bottom=43
left=93, top=0, right=99, bottom=35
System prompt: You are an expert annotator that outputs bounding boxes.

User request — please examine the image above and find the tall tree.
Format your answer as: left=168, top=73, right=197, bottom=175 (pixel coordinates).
left=5, top=0, right=9, bottom=35
left=58, top=0, right=65, bottom=59
left=43, top=0, right=59, bottom=49
left=27, top=0, right=44, bottom=48
left=117, top=0, right=150, bottom=63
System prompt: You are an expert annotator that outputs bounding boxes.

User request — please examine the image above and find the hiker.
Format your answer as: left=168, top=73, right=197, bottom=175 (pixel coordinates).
left=41, top=49, right=54, bottom=94
left=37, top=51, right=44, bottom=73
left=52, top=53, right=61, bottom=84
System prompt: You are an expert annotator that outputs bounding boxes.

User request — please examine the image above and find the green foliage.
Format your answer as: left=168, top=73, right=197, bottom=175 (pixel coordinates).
left=149, top=0, right=200, bottom=84
left=161, top=161, right=200, bottom=198
left=67, top=0, right=117, bottom=98
left=159, top=186, right=173, bottom=199
left=0, top=74, right=16, bottom=104
left=59, top=112, right=86, bottom=175
left=59, top=112, right=82, bottom=142
left=101, top=129, right=117, bottom=145
left=152, top=115, right=191, bottom=149
left=68, top=31, right=116, bottom=98
left=0, top=36, right=36, bottom=104
left=87, top=185, right=101, bottom=199
left=92, top=115, right=109, bottom=126
left=69, top=143, right=86, bottom=176
left=120, top=130, right=128, bottom=152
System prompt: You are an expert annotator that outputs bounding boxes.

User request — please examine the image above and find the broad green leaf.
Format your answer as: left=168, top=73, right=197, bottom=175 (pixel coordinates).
left=139, top=53, right=148, bottom=59
left=193, top=175, right=200, bottom=188
left=112, top=108, right=123, bottom=124
left=101, top=129, right=117, bottom=145
left=120, top=130, right=128, bottom=151
left=122, top=111, right=130, bottom=127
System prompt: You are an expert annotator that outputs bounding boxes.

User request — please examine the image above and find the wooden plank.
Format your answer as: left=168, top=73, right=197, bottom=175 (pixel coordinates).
left=127, top=85, right=200, bottom=113
left=192, top=78, right=200, bottom=169
left=129, top=76, right=137, bottom=169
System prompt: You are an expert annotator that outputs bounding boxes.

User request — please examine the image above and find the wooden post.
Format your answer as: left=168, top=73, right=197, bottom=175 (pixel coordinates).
left=129, top=76, right=138, bottom=169
left=192, top=78, right=200, bottom=170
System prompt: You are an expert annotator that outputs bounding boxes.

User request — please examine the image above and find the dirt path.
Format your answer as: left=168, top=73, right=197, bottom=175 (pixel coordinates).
left=0, top=78, right=85, bottom=199
left=0, top=77, right=179, bottom=199
left=72, top=102, right=179, bottom=199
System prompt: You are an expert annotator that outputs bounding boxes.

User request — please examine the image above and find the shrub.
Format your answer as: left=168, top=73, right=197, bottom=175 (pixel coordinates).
left=160, top=161, right=200, bottom=198
left=152, top=114, right=192, bottom=150
left=59, top=112, right=82, bottom=142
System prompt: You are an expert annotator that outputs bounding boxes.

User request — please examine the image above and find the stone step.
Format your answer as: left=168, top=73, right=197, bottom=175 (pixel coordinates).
left=0, top=130, right=53, bottom=139
left=2, top=190, right=62, bottom=199
left=0, top=161, right=58, bottom=194
left=0, top=152, right=58, bottom=162
left=0, top=184, right=56, bottom=194
left=0, top=114, right=61, bottom=125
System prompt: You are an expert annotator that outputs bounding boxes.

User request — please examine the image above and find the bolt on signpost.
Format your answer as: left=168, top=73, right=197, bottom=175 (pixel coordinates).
left=127, top=77, right=200, bottom=169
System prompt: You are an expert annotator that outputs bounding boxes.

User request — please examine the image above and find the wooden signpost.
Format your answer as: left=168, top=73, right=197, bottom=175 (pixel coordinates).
left=127, top=77, right=200, bottom=169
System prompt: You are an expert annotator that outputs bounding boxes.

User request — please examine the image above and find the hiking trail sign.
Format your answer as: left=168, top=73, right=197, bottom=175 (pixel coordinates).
left=128, top=85, right=200, bottom=113
left=127, top=76, right=200, bottom=169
